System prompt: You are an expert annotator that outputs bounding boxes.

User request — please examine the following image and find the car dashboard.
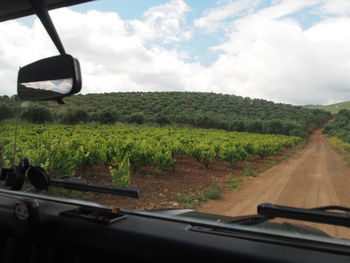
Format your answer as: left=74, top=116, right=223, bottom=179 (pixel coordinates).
left=0, top=189, right=349, bottom=263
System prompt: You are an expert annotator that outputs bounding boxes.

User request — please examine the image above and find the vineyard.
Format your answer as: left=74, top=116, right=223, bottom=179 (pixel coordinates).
left=0, top=124, right=301, bottom=187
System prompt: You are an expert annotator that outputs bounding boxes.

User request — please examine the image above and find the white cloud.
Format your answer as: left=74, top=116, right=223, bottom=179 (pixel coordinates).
left=194, top=0, right=318, bottom=34
left=193, top=0, right=350, bottom=105
left=194, top=0, right=261, bottom=33
left=319, top=0, right=350, bottom=16
left=0, top=19, right=55, bottom=95
left=1, top=0, right=350, bottom=105
left=0, top=3, right=202, bottom=96
left=129, top=0, right=192, bottom=43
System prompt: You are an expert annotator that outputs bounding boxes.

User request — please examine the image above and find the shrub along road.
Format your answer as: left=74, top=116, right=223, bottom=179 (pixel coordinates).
left=199, top=129, right=350, bottom=238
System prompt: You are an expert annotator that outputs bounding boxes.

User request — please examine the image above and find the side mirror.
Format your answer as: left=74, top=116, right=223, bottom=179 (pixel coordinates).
left=17, top=54, right=82, bottom=103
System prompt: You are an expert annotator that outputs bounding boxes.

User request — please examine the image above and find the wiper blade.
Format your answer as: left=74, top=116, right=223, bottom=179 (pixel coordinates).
left=51, top=177, right=140, bottom=198
left=217, top=214, right=268, bottom=226
left=258, top=203, right=350, bottom=228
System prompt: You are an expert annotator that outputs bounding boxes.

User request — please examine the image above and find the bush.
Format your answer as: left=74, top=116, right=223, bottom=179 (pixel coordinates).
left=282, top=122, right=296, bottom=135
left=263, top=120, right=284, bottom=134
left=59, top=111, right=78, bottom=124
left=289, top=128, right=307, bottom=139
left=155, top=114, right=171, bottom=126
left=130, top=113, right=145, bottom=124
left=0, top=104, right=13, bottom=121
left=194, top=114, right=215, bottom=129
left=89, top=111, right=100, bottom=122
left=99, top=110, right=117, bottom=124
left=59, top=109, right=89, bottom=124
left=75, top=109, right=89, bottom=123
left=230, top=121, right=246, bottom=132
left=21, top=105, right=52, bottom=123
left=246, top=121, right=263, bottom=133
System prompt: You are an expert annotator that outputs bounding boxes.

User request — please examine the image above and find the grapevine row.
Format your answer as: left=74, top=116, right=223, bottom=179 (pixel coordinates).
left=0, top=124, right=301, bottom=185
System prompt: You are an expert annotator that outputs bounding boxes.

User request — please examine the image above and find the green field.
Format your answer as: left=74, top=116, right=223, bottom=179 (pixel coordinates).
left=0, top=124, right=301, bottom=186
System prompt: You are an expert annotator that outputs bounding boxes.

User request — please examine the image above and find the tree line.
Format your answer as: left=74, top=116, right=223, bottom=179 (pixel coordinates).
left=0, top=92, right=331, bottom=137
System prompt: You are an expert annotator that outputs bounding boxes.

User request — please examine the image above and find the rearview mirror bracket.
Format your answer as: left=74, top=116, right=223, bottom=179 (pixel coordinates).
left=29, top=0, right=66, bottom=55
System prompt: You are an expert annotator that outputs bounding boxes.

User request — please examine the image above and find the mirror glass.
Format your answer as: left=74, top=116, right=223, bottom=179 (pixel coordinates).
left=18, top=78, right=73, bottom=100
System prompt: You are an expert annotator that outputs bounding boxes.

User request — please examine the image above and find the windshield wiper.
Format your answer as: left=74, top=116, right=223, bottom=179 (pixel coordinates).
left=50, top=176, right=139, bottom=198
left=258, top=203, right=350, bottom=228
left=219, top=203, right=350, bottom=228
left=217, top=214, right=269, bottom=226
left=0, top=158, right=140, bottom=198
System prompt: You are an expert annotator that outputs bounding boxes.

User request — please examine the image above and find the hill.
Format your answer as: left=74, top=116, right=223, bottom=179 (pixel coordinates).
left=1, top=92, right=331, bottom=136
left=305, top=101, right=350, bottom=114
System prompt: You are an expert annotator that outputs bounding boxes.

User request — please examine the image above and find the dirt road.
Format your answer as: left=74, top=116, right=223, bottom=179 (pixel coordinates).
left=199, top=130, right=350, bottom=238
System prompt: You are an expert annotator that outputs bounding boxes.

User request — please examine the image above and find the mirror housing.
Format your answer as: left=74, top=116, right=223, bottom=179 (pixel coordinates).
left=17, top=54, right=82, bottom=103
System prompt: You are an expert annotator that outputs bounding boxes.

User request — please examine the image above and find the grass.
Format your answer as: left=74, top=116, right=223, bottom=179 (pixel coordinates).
left=173, top=177, right=223, bottom=209
left=326, top=136, right=350, bottom=167
left=173, top=193, right=200, bottom=209
left=256, top=160, right=277, bottom=173
left=327, top=137, right=350, bottom=165
left=205, top=179, right=222, bottom=199
left=242, top=165, right=257, bottom=177
left=226, top=173, right=243, bottom=190
left=228, top=178, right=240, bottom=190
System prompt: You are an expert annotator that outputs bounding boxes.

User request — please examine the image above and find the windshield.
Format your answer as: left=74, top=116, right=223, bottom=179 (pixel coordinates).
left=1, top=0, right=350, bottom=243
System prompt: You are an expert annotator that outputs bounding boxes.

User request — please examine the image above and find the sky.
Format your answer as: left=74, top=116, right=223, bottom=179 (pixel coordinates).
left=1, top=0, right=350, bottom=105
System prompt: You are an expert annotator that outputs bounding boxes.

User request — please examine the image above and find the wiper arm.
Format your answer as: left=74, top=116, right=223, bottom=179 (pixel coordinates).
left=50, top=176, right=140, bottom=198
left=217, top=214, right=268, bottom=226
left=258, top=203, right=350, bottom=228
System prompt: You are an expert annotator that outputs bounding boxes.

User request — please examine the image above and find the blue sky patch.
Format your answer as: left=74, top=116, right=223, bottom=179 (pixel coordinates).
left=283, top=3, right=325, bottom=30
